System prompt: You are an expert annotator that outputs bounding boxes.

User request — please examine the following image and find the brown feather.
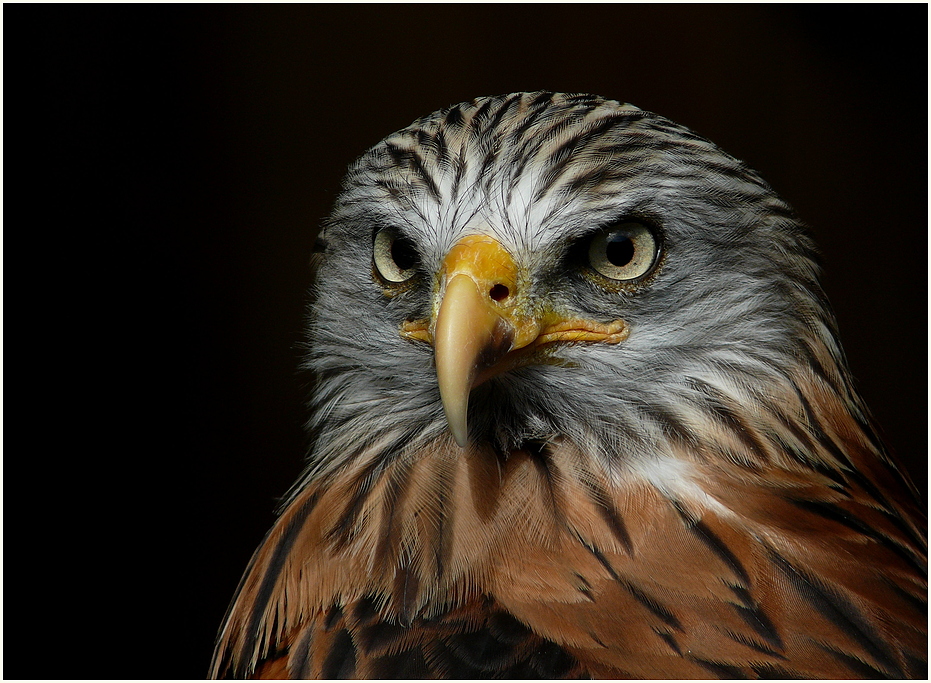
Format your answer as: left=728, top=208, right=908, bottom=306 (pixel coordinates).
left=211, top=398, right=926, bottom=679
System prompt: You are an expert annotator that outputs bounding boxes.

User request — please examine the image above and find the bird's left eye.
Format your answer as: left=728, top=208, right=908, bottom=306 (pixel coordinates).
left=373, top=228, right=419, bottom=283
left=586, top=221, right=659, bottom=281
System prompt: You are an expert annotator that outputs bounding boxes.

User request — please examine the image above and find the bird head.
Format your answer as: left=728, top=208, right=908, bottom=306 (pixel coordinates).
left=302, top=92, right=843, bottom=482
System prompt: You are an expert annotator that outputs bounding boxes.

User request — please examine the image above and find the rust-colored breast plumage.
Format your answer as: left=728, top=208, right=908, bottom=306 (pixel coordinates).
left=211, top=401, right=926, bottom=679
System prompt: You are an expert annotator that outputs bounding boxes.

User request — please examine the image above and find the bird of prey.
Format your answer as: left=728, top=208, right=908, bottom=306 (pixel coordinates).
left=210, top=92, right=926, bottom=679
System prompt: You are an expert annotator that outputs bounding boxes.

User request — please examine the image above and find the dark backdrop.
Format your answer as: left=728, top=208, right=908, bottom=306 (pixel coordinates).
left=7, top=5, right=926, bottom=679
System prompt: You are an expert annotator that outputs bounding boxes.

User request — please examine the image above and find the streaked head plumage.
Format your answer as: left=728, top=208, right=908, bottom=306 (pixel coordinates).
left=304, top=92, right=842, bottom=479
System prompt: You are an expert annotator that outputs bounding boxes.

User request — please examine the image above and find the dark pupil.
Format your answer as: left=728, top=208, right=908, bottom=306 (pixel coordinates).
left=391, top=236, right=417, bottom=271
left=605, top=232, right=635, bottom=267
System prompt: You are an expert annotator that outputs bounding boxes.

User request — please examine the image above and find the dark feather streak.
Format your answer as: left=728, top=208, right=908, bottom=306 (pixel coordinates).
left=323, top=604, right=343, bottom=631
left=374, top=458, right=414, bottom=568
left=288, top=624, right=315, bottom=679
left=320, top=628, right=356, bottom=679
left=688, top=379, right=770, bottom=465
left=467, top=97, right=495, bottom=143
left=750, top=662, right=805, bottom=679
left=722, top=627, right=787, bottom=659
left=654, top=628, right=683, bottom=655
left=673, top=501, right=751, bottom=587
left=393, top=560, right=420, bottom=624
left=525, top=441, right=566, bottom=527
left=533, top=112, right=646, bottom=203
left=816, top=642, right=897, bottom=680
left=327, top=460, right=383, bottom=550
left=791, top=384, right=854, bottom=469
left=790, top=498, right=926, bottom=574
left=429, top=456, right=454, bottom=582
left=689, top=656, right=750, bottom=679
left=384, top=141, right=441, bottom=203
left=240, top=491, right=320, bottom=677
left=769, top=550, right=903, bottom=677
left=620, top=580, right=684, bottom=632
left=731, top=602, right=784, bottom=652
left=370, top=648, right=430, bottom=678
left=441, top=104, right=464, bottom=130
left=581, top=477, right=634, bottom=555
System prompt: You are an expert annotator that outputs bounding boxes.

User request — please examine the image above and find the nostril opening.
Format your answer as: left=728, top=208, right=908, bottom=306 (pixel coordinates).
left=489, top=284, right=509, bottom=301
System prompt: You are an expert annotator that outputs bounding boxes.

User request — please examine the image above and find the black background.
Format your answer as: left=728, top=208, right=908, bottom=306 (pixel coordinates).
left=7, top=5, right=927, bottom=680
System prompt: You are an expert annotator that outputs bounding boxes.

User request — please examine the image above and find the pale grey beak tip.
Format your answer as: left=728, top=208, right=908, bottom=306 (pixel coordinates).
left=447, top=412, right=469, bottom=448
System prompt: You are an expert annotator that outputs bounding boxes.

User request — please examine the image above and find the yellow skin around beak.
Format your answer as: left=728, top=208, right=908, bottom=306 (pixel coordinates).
left=401, top=235, right=629, bottom=447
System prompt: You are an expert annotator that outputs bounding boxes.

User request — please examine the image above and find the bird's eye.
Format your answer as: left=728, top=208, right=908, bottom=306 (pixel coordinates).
left=373, top=228, right=419, bottom=283
left=586, top=221, right=659, bottom=281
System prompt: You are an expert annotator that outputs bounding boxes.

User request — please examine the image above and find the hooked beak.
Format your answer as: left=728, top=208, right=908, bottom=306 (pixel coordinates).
left=401, top=234, right=629, bottom=447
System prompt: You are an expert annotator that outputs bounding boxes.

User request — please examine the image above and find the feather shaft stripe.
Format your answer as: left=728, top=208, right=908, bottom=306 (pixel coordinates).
left=882, top=576, right=928, bottom=614
left=751, top=663, right=803, bottom=678
left=654, top=628, right=683, bottom=655
left=478, top=144, right=501, bottom=193
left=242, top=491, right=320, bottom=676
left=441, top=104, right=464, bottom=131
left=525, top=443, right=565, bottom=527
left=533, top=113, right=648, bottom=203
left=581, top=539, right=621, bottom=581
left=320, top=628, right=356, bottom=678
left=687, top=378, right=770, bottom=465
left=642, top=403, right=701, bottom=448
left=373, top=457, right=414, bottom=568
left=689, top=657, right=750, bottom=679
left=791, top=384, right=855, bottom=468
left=432, top=128, right=449, bottom=170
left=722, top=628, right=787, bottom=659
left=580, top=476, right=634, bottom=554
left=816, top=643, right=897, bottom=680
left=430, top=456, right=454, bottom=582
left=769, top=550, right=903, bottom=677
left=506, top=93, right=556, bottom=146
left=672, top=501, right=751, bottom=587
left=328, top=426, right=426, bottom=548
left=797, top=341, right=845, bottom=399
left=384, top=142, right=441, bottom=202
left=392, top=559, right=420, bottom=624
left=450, top=154, right=466, bottom=203
left=844, top=466, right=921, bottom=541
left=621, top=580, right=684, bottom=632
left=327, top=458, right=386, bottom=550
left=731, top=602, right=784, bottom=651
left=471, top=104, right=511, bottom=188
left=789, top=499, right=926, bottom=574
left=467, top=97, right=495, bottom=143
left=288, top=624, right=314, bottom=679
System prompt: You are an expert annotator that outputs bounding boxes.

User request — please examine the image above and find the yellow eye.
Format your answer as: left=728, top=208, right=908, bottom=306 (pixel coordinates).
left=587, top=221, right=659, bottom=281
left=373, top=228, right=419, bottom=283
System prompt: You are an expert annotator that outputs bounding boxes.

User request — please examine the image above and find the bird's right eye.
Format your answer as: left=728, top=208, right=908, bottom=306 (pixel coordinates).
left=373, top=228, right=419, bottom=283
